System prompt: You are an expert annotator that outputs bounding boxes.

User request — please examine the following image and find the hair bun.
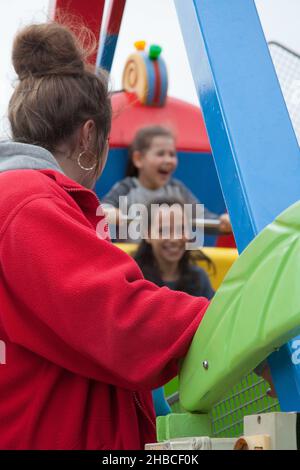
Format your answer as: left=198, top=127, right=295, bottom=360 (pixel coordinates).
left=12, top=22, right=85, bottom=80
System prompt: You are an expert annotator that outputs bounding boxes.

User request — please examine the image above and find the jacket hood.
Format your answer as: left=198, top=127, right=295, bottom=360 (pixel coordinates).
left=0, top=141, right=64, bottom=174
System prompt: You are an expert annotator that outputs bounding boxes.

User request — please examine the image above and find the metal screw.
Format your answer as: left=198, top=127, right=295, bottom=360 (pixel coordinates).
left=257, top=416, right=261, bottom=424
left=203, top=360, right=209, bottom=370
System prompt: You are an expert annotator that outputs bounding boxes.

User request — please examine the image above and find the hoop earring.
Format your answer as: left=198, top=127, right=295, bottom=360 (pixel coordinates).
left=77, top=150, right=97, bottom=171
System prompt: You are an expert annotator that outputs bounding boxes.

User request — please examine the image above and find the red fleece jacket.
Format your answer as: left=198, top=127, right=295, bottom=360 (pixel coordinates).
left=0, top=168, right=209, bottom=450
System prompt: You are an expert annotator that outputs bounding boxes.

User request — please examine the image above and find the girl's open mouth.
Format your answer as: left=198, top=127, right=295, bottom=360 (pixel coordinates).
left=158, top=169, right=171, bottom=176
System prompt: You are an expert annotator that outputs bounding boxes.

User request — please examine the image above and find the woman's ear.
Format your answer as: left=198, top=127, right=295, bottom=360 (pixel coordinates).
left=132, top=150, right=143, bottom=170
left=81, top=120, right=97, bottom=150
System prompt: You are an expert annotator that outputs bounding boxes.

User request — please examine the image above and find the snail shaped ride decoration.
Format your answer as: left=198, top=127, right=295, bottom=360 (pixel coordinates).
left=122, top=40, right=169, bottom=107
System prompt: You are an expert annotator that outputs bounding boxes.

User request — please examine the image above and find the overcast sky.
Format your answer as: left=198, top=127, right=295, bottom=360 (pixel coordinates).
left=0, top=0, right=299, bottom=137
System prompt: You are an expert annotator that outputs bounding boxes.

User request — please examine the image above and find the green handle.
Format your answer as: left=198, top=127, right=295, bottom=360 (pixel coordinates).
left=180, top=201, right=300, bottom=412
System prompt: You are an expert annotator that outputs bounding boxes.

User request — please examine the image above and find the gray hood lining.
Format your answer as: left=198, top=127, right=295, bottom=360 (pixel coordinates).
left=0, top=141, right=64, bottom=174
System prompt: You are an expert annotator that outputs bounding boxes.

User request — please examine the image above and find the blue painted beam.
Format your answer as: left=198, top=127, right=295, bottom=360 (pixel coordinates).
left=98, top=34, right=119, bottom=72
left=174, top=0, right=300, bottom=410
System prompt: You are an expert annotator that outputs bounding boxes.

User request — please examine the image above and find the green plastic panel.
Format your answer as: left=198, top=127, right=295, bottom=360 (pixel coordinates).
left=180, top=202, right=300, bottom=412
left=156, top=413, right=211, bottom=442
left=165, top=377, right=179, bottom=398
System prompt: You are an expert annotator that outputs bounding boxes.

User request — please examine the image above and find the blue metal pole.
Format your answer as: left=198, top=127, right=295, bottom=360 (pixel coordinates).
left=174, top=0, right=300, bottom=410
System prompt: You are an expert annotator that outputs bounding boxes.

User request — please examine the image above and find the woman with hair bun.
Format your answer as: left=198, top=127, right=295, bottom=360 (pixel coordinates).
left=0, top=21, right=210, bottom=451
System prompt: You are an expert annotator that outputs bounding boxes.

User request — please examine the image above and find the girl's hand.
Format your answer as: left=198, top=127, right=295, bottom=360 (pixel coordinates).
left=261, top=365, right=277, bottom=398
left=255, top=362, right=277, bottom=398
left=219, top=213, right=232, bottom=233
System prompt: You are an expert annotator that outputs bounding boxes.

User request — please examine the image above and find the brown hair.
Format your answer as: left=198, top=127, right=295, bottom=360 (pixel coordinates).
left=126, top=125, right=175, bottom=177
left=8, top=21, right=111, bottom=161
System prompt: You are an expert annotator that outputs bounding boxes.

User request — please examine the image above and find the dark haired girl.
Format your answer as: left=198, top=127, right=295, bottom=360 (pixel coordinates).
left=134, top=197, right=215, bottom=416
left=135, top=197, right=215, bottom=299
left=102, top=125, right=232, bottom=238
